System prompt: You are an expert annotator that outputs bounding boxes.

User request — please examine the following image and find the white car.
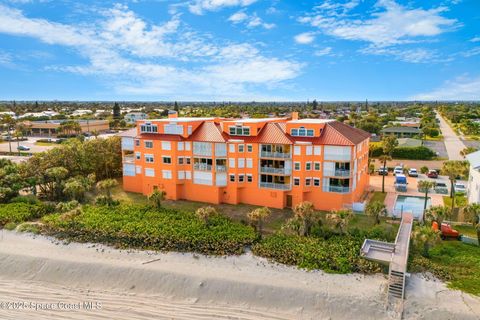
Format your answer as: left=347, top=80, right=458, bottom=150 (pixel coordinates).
left=454, top=183, right=467, bottom=194
left=393, top=166, right=403, bottom=176
left=408, top=168, right=418, bottom=177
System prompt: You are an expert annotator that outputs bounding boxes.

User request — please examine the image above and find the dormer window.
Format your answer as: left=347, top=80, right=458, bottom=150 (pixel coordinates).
left=229, top=125, right=250, bottom=136
left=291, top=126, right=314, bottom=137
left=140, top=123, right=158, bottom=133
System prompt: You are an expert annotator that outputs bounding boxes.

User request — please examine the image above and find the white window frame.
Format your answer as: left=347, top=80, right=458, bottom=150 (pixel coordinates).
left=238, top=174, right=245, bottom=183
left=305, top=177, right=312, bottom=186
left=229, top=158, right=235, bottom=168
left=314, top=162, right=321, bottom=171
left=294, top=145, right=301, bottom=155
left=145, top=141, right=153, bottom=149
left=247, top=174, right=253, bottom=182
left=177, top=142, right=184, bottom=151
left=229, top=144, right=235, bottom=153
left=306, top=162, right=312, bottom=171
left=161, top=141, right=171, bottom=151
left=229, top=174, right=235, bottom=182
left=145, top=154, right=154, bottom=163
left=145, top=168, right=155, bottom=177
left=162, top=156, right=172, bottom=164
left=294, top=162, right=301, bottom=171
left=246, top=158, right=253, bottom=168
left=185, top=142, right=191, bottom=151
left=238, top=144, right=244, bottom=152
left=306, top=146, right=313, bottom=155
left=238, top=158, right=245, bottom=169
left=293, top=177, right=300, bottom=186
left=313, top=178, right=320, bottom=187
left=314, top=146, right=321, bottom=155
left=247, top=144, right=253, bottom=152
left=162, top=170, right=172, bottom=179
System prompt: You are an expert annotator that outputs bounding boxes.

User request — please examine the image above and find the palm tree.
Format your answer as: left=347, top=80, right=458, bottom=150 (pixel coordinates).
left=365, top=200, right=386, bottom=225
left=1, top=114, right=16, bottom=153
left=424, top=205, right=449, bottom=225
left=148, top=189, right=166, bottom=209
left=418, top=180, right=435, bottom=223
left=380, top=135, right=398, bottom=193
left=96, top=178, right=118, bottom=202
left=412, top=226, right=440, bottom=258
left=442, top=161, right=469, bottom=215
left=463, top=203, right=480, bottom=245
left=195, top=206, right=218, bottom=226
left=326, top=209, right=353, bottom=234
left=247, top=207, right=271, bottom=239
left=293, top=201, right=315, bottom=236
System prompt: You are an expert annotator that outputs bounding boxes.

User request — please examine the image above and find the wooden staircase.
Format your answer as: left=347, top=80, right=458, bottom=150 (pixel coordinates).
left=388, top=269, right=405, bottom=299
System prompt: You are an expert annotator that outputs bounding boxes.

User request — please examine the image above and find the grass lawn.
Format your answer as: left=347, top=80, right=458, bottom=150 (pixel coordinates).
left=443, top=195, right=467, bottom=208
left=426, top=241, right=480, bottom=296
left=455, top=225, right=478, bottom=238
left=34, top=141, right=57, bottom=146
left=370, top=191, right=387, bottom=204
left=424, top=135, right=444, bottom=141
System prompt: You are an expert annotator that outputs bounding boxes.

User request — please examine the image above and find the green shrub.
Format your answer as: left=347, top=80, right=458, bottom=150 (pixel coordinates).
left=42, top=204, right=256, bottom=255
left=252, top=233, right=383, bottom=273
left=420, top=166, right=429, bottom=174
left=370, top=145, right=436, bottom=160
left=4, top=222, right=17, bottom=230
left=0, top=203, right=44, bottom=226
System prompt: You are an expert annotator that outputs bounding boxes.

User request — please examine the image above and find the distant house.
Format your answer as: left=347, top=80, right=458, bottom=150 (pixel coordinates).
left=391, top=121, right=421, bottom=129
left=125, top=112, right=147, bottom=124
left=466, top=150, right=480, bottom=204
left=22, top=119, right=109, bottom=136
left=380, top=126, right=422, bottom=138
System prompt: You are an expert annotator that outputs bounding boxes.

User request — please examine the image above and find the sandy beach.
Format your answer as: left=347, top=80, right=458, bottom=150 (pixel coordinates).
left=0, top=230, right=478, bottom=320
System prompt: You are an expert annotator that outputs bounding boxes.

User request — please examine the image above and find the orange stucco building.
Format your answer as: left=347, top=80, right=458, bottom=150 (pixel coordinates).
left=120, top=112, right=370, bottom=211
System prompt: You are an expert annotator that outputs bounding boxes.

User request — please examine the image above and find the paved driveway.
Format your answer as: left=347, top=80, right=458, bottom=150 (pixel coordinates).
left=436, top=111, right=466, bottom=160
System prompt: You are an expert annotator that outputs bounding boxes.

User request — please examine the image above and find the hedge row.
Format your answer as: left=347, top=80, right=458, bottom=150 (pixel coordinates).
left=370, top=144, right=436, bottom=160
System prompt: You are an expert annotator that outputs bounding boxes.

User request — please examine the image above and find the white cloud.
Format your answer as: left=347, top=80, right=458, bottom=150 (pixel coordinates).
left=314, top=47, right=332, bottom=56
left=0, top=4, right=300, bottom=99
left=460, top=47, right=480, bottom=57
left=294, top=32, right=315, bottom=44
left=300, top=0, right=458, bottom=47
left=470, top=36, right=480, bottom=43
left=228, top=11, right=275, bottom=29
left=228, top=11, right=248, bottom=23
left=189, top=0, right=257, bottom=15
left=411, top=75, right=480, bottom=101
left=360, top=46, right=438, bottom=63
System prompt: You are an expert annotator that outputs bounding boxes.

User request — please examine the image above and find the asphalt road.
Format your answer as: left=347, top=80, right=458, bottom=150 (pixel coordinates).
left=436, top=111, right=466, bottom=160
left=0, top=137, right=55, bottom=154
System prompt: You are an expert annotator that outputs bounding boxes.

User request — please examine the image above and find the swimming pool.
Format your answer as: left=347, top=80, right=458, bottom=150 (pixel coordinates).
left=393, top=195, right=431, bottom=220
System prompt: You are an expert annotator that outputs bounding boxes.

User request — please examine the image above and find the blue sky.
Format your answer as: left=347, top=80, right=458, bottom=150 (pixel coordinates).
left=0, top=0, right=479, bottom=101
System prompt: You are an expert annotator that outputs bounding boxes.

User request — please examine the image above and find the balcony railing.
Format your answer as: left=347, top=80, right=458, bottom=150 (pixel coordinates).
left=216, top=165, right=227, bottom=172
left=260, top=151, right=291, bottom=159
left=323, top=169, right=351, bottom=177
left=123, top=155, right=135, bottom=163
left=323, top=186, right=351, bottom=193
left=193, top=163, right=212, bottom=171
left=260, top=167, right=292, bottom=175
left=259, top=182, right=291, bottom=190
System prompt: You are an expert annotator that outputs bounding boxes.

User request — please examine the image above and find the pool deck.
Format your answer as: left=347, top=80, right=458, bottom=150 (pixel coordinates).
left=371, top=175, right=444, bottom=215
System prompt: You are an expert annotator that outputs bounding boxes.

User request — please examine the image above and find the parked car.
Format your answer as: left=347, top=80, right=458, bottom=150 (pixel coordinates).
left=393, top=166, right=403, bottom=176
left=378, top=167, right=388, bottom=176
left=427, top=170, right=438, bottom=178
left=17, top=145, right=30, bottom=151
left=434, top=181, right=449, bottom=194
left=454, top=183, right=467, bottom=194
left=408, top=168, right=418, bottom=177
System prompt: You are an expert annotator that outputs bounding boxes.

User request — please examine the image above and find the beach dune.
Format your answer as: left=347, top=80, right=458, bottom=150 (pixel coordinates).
left=0, top=230, right=478, bottom=320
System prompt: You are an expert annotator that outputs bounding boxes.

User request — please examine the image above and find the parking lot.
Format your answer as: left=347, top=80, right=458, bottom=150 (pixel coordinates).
left=0, top=137, right=56, bottom=154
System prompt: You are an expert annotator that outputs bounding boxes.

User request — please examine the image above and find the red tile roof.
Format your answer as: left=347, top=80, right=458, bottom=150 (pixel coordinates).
left=189, top=121, right=227, bottom=142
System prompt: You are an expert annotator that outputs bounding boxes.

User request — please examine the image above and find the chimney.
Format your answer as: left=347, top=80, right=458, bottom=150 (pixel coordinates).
left=168, top=110, right=178, bottom=119
left=291, top=111, right=299, bottom=120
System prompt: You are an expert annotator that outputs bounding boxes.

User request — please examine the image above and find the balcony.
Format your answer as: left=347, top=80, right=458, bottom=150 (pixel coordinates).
left=193, top=163, right=212, bottom=171
left=216, top=165, right=227, bottom=172
left=323, top=186, right=351, bottom=193
left=123, top=155, right=135, bottom=163
left=323, top=169, right=351, bottom=177
left=260, top=151, right=291, bottom=159
left=260, top=167, right=292, bottom=175
left=259, top=182, right=291, bottom=190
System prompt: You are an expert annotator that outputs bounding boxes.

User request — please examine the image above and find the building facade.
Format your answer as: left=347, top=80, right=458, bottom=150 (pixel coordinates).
left=125, top=112, right=148, bottom=124
left=120, top=113, right=370, bottom=211
left=466, top=150, right=480, bottom=204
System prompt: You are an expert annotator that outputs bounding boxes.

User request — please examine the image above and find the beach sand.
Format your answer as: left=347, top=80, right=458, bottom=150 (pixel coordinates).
left=0, top=230, right=478, bottom=320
